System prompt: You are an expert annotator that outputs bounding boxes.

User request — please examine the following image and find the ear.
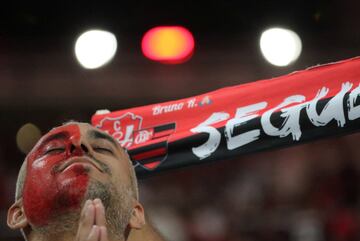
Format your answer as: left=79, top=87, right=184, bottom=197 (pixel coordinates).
left=7, top=199, right=29, bottom=230
left=128, top=201, right=145, bottom=230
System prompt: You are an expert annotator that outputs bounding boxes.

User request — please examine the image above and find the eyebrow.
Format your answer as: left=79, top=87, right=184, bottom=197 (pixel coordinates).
left=41, top=132, right=68, bottom=146
left=88, top=130, right=118, bottom=147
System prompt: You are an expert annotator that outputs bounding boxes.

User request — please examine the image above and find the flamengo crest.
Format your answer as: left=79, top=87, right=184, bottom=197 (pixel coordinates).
left=95, top=112, right=153, bottom=148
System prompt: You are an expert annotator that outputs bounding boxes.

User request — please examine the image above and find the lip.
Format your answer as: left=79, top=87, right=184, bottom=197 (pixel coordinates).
left=58, top=156, right=103, bottom=173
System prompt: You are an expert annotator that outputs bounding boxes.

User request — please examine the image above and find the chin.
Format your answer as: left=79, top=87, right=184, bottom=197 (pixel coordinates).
left=54, top=173, right=89, bottom=210
left=84, top=180, right=112, bottom=207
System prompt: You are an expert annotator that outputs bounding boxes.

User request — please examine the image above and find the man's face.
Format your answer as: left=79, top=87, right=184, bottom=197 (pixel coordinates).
left=22, top=123, right=133, bottom=227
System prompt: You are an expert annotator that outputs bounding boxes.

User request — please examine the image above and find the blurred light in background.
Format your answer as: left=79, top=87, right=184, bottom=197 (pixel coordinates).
left=75, top=29, right=117, bottom=69
left=260, top=27, right=302, bottom=67
left=16, top=123, right=42, bottom=154
left=141, top=26, right=194, bottom=64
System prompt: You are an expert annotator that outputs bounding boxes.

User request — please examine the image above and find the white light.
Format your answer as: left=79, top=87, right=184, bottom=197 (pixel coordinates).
left=260, top=27, right=302, bottom=67
left=75, top=29, right=117, bottom=69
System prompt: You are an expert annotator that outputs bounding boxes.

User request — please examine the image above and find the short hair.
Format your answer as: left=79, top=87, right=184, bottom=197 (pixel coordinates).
left=15, top=122, right=139, bottom=201
left=15, top=161, right=27, bottom=201
left=124, top=150, right=139, bottom=200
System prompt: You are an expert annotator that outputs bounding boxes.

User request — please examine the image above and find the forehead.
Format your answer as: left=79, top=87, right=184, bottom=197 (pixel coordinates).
left=37, top=122, right=123, bottom=151
left=50, top=122, right=93, bottom=135
left=49, top=123, right=106, bottom=139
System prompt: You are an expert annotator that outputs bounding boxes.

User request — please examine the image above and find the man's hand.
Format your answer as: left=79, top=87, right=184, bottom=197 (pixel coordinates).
left=76, top=199, right=109, bottom=241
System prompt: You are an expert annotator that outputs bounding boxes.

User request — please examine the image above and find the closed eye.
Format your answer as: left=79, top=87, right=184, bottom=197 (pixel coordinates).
left=93, top=147, right=113, bottom=154
left=44, top=147, right=65, bottom=155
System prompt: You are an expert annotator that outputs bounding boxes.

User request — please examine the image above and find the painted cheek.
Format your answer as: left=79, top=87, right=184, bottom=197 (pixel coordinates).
left=22, top=125, right=89, bottom=226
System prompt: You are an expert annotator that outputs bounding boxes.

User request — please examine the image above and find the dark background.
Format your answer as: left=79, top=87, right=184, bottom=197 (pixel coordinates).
left=1, top=1, right=360, bottom=240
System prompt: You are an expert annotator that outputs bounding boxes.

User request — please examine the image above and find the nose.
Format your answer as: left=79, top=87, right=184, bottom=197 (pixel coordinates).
left=69, top=143, right=89, bottom=156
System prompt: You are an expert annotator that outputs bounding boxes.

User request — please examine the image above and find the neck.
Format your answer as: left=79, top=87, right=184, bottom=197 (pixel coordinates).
left=26, top=214, right=126, bottom=241
left=29, top=232, right=74, bottom=241
left=29, top=231, right=126, bottom=241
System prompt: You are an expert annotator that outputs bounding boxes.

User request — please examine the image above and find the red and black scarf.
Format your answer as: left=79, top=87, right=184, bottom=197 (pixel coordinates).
left=92, top=57, right=360, bottom=177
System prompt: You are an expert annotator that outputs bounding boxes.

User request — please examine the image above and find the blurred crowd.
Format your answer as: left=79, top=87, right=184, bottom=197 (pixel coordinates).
left=1, top=132, right=359, bottom=241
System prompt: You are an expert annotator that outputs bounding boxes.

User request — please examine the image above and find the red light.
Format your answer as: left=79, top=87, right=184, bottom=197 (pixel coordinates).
left=141, top=26, right=195, bottom=64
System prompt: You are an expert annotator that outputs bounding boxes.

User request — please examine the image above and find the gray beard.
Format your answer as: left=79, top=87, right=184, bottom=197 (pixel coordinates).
left=85, top=180, right=133, bottom=239
left=33, top=180, right=133, bottom=241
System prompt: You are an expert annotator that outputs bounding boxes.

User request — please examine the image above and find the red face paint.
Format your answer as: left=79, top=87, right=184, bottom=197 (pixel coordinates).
left=23, top=124, right=89, bottom=226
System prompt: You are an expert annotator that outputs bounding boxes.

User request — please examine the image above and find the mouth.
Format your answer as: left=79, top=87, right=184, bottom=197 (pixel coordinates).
left=57, top=156, right=104, bottom=173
